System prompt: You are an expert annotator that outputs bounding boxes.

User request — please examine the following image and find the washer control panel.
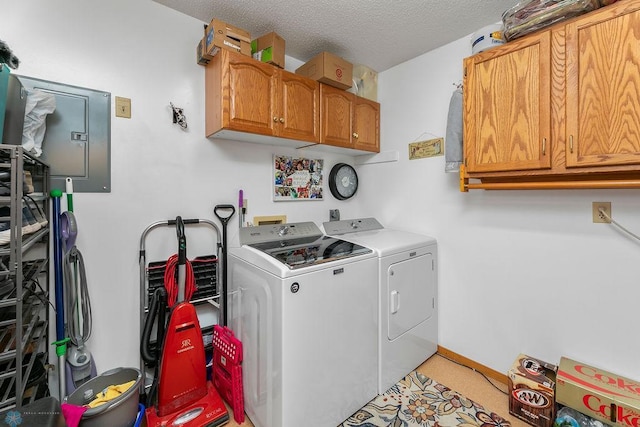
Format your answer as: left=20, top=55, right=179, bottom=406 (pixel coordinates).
left=239, top=221, right=322, bottom=245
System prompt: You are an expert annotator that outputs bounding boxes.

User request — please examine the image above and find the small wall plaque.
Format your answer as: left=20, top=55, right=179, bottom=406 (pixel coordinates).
left=409, top=137, right=444, bottom=160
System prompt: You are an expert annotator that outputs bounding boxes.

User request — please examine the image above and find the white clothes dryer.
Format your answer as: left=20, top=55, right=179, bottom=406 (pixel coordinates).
left=324, top=217, right=438, bottom=394
left=228, top=222, right=378, bottom=427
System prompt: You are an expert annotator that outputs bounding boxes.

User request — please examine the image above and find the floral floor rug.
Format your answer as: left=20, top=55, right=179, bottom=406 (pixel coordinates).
left=340, top=371, right=512, bottom=427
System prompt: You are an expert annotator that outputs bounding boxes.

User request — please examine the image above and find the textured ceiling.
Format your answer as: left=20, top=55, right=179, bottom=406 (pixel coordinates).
left=153, top=0, right=517, bottom=72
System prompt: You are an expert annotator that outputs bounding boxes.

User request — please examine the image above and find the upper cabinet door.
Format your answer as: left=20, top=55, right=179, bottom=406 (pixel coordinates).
left=279, top=71, right=320, bottom=142
left=320, top=84, right=354, bottom=148
left=464, top=31, right=552, bottom=173
left=566, top=3, right=640, bottom=168
left=353, top=97, right=380, bottom=152
left=225, top=53, right=278, bottom=135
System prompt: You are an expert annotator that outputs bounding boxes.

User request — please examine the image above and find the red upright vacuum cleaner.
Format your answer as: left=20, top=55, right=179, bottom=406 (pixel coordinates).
left=141, top=216, right=229, bottom=427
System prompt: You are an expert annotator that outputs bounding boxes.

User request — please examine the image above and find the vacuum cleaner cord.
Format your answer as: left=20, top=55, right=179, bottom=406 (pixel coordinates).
left=163, top=254, right=196, bottom=306
left=63, top=246, right=92, bottom=346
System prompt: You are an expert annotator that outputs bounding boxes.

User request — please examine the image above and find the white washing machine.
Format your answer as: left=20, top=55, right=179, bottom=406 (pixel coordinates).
left=228, top=222, right=378, bottom=427
left=323, top=217, right=438, bottom=394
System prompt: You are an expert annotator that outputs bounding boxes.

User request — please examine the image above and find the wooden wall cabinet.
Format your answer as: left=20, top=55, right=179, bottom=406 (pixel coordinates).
left=205, top=49, right=319, bottom=146
left=565, top=1, right=640, bottom=169
left=462, top=0, right=640, bottom=190
left=464, top=31, right=552, bottom=174
left=205, top=49, right=380, bottom=154
left=320, top=84, right=380, bottom=153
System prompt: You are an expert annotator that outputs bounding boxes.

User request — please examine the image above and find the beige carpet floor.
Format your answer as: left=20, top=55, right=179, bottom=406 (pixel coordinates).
left=416, top=354, right=529, bottom=427
left=225, top=353, right=530, bottom=427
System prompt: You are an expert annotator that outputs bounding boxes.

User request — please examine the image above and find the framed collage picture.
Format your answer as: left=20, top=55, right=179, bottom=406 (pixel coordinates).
left=274, top=155, right=324, bottom=201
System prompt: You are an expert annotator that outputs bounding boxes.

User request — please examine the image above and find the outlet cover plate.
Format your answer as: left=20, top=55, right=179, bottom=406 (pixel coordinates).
left=592, top=202, right=611, bottom=223
left=115, top=96, right=131, bottom=118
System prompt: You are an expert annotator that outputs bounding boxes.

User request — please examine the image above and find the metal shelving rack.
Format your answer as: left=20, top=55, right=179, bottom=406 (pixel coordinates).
left=0, top=145, right=51, bottom=413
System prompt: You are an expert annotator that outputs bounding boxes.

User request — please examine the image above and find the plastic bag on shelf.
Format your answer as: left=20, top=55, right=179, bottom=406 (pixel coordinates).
left=502, top=0, right=601, bottom=41
left=554, top=405, right=606, bottom=427
left=21, top=88, right=56, bottom=157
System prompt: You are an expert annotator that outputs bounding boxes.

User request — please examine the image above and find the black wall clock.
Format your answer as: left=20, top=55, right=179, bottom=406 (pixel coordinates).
left=329, top=163, right=359, bottom=200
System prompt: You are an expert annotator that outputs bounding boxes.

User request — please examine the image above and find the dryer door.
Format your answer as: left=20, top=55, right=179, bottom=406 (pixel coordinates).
left=387, top=253, right=435, bottom=340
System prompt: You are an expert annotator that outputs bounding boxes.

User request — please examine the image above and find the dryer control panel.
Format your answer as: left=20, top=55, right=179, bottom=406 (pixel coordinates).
left=323, top=217, right=383, bottom=235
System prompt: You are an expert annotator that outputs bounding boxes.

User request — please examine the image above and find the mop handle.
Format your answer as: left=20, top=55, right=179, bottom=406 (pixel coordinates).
left=65, top=177, right=74, bottom=212
left=51, top=189, right=65, bottom=340
left=51, top=189, right=68, bottom=400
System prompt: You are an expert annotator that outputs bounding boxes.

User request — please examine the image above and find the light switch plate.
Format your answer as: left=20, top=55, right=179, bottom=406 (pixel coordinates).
left=115, top=96, right=131, bottom=118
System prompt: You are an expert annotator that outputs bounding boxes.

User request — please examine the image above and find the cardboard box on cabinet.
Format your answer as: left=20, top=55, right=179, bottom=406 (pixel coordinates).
left=251, top=32, right=285, bottom=69
left=295, top=51, right=352, bottom=90
left=351, top=63, right=378, bottom=101
left=556, top=356, right=640, bottom=427
left=197, top=37, right=210, bottom=65
left=205, top=18, right=251, bottom=58
left=508, top=353, right=557, bottom=427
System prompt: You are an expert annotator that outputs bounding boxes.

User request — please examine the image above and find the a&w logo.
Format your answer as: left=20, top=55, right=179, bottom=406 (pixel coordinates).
left=513, top=389, right=550, bottom=408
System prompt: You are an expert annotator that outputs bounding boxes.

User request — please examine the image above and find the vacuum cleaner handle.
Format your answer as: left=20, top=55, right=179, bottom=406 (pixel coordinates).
left=174, top=216, right=188, bottom=303
left=175, top=216, right=186, bottom=265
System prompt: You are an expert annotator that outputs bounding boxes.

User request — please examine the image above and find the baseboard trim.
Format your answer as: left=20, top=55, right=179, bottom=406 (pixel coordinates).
left=437, top=346, right=508, bottom=385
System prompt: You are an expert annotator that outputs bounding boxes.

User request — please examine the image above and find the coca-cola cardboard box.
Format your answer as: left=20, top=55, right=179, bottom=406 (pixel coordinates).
left=556, top=357, right=640, bottom=427
left=508, top=354, right=558, bottom=427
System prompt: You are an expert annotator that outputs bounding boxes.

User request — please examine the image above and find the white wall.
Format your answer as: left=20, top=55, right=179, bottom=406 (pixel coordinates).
left=1, top=0, right=358, bottom=396
left=371, top=37, right=640, bottom=379
left=3, top=0, right=639, bottom=398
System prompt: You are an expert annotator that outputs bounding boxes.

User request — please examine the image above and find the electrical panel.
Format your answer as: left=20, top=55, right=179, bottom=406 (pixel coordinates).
left=16, top=75, right=111, bottom=193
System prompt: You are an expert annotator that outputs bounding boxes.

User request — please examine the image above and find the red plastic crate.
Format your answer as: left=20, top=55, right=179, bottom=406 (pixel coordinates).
left=212, top=325, right=244, bottom=423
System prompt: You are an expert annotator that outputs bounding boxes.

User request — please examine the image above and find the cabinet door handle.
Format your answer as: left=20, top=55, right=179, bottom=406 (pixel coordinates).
left=542, top=138, right=546, bottom=155
left=273, top=117, right=279, bottom=122
left=352, top=132, right=359, bottom=139
left=569, top=135, right=574, bottom=153
left=279, top=117, right=284, bottom=123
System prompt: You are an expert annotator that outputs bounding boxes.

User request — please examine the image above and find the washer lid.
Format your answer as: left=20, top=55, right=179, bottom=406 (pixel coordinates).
left=249, top=235, right=372, bottom=269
